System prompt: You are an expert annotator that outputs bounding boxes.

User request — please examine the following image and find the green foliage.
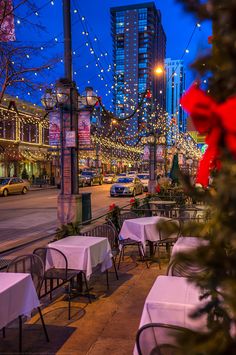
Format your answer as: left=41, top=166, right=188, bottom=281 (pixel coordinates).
left=171, top=1, right=236, bottom=353
left=170, top=153, right=180, bottom=185
left=177, top=0, right=236, bottom=102
left=130, top=197, right=140, bottom=210
left=105, top=204, right=121, bottom=231
left=55, top=222, right=80, bottom=240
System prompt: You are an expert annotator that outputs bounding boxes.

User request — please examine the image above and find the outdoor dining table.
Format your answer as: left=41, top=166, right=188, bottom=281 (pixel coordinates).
left=118, top=216, right=170, bottom=254
left=0, top=272, right=40, bottom=330
left=134, top=275, right=206, bottom=355
left=171, top=236, right=207, bottom=260
left=48, top=236, right=113, bottom=279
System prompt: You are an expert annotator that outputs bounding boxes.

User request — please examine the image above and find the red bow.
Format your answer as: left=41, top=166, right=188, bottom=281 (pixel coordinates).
left=180, top=85, right=236, bottom=187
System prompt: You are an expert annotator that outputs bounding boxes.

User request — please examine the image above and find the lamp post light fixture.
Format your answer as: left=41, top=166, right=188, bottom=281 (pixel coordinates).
left=78, top=87, right=98, bottom=109
left=41, top=88, right=57, bottom=110
left=42, top=82, right=100, bottom=225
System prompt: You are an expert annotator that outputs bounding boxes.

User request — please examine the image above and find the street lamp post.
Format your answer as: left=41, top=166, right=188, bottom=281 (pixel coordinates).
left=40, top=0, right=93, bottom=225
left=141, top=133, right=166, bottom=194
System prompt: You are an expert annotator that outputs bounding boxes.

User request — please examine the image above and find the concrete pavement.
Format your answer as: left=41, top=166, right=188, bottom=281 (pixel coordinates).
left=0, top=185, right=145, bottom=253
left=0, top=255, right=168, bottom=354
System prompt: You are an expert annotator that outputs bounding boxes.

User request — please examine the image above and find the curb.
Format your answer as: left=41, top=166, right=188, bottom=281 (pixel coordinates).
left=29, top=186, right=58, bottom=191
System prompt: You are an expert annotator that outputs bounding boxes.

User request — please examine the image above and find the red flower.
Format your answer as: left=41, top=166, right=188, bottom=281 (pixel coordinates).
left=109, top=203, right=116, bottom=211
left=130, top=198, right=135, bottom=205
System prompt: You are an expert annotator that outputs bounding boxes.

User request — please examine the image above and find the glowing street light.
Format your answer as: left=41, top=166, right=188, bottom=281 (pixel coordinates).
left=154, top=66, right=164, bottom=75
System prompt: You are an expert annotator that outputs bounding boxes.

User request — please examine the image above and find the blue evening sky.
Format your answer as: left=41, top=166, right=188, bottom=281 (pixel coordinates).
left=12, top=0, right=211, bottom=107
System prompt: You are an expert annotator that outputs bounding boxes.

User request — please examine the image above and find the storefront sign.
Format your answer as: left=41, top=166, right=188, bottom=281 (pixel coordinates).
left=49, top=112, right=60, bottom=146
left=78, top=111, right=91, bottom=147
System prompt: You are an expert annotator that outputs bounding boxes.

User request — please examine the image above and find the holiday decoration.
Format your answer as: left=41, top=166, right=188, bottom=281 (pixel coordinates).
left=172, top=0, right=236, bottom=354
left=0, top=0, right=15, bottom=42
left=181, top=85, right=236, bottom=186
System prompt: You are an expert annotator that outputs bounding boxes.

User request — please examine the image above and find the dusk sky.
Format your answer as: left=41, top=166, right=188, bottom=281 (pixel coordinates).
left=13, top=0, right=211, bottom=108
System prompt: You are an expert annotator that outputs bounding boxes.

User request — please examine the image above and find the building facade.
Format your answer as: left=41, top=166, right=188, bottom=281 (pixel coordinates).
left=0, top=96, right=52, bottom=182
left=0, top=96, right=143, bottom=180
left=110, top=2, right=166, bottom=140
left=165, top=58, right=187, bottom=135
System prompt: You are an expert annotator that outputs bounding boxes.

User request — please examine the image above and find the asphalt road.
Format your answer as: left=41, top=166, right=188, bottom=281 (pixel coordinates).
left=0, top=184, right=145, bottom=252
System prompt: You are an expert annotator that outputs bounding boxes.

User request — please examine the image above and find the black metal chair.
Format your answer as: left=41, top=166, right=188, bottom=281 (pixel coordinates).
left=81, top=223, right=119, bottom=284
left=0, top=258, right=11, bottom=270
left=167, top=258, right=207, bottom=278
left=154, top=219, right=180, bottom=263
left=136, top=322, right=193, bottom=355
left=135, top=203, right=152, bottom=217
left=33, top=247, right=91, bottom=319
left=118, top=211, right=149, bottom=269
left=6, top=254, right=49, bottom=352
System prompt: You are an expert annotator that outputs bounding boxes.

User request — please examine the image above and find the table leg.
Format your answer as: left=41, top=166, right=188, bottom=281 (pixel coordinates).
left=19, top=315, right=22, bottom=353
left=70, top=273, right=96, bottom=301
left=147, top=241, right=161, bottom=268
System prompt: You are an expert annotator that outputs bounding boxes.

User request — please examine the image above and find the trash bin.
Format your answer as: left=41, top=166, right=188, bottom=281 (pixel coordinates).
left=82, top=192, right=92, bottom=223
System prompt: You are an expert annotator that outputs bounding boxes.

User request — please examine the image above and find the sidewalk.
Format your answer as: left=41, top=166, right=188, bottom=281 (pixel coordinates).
left=30, top=184, right=57, bottom=191
left=0, top=257, right=167, bottom=354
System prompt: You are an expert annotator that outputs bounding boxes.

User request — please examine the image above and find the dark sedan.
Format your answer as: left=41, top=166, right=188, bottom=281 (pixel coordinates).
left=80, top=171, right=103, bottom=186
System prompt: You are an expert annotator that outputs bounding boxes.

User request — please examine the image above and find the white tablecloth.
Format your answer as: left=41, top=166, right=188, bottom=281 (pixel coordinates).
left=0, top=273, right=40, bottom=329
left=48, top=236, right=113, bottom=279
left=134, top=275, right=206, bottom=355
left=119, top=216, right=169, bottom=251
left=171, top=237, right=207, bottom=259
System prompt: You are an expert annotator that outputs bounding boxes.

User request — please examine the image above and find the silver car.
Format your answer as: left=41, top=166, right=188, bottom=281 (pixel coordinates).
left=110, top=177, right=143, bottom=197
left=103, top=174, right=116, bottom=184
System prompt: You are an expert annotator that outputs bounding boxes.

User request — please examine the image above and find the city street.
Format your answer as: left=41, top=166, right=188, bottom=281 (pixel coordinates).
left=0, top=184, right=145, bottom=252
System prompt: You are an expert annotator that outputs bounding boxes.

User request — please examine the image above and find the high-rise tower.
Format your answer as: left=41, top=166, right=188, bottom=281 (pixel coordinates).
left=110, top=2, right=166, bottom=139
left=165, top=58, right=187, bottom=133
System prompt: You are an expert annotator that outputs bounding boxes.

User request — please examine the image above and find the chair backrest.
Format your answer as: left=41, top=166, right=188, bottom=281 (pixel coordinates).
left=136, top=322, right=191, bottom=355
left=81, top=224, right=117, bottom=249
left=118, top=211, right=138, bottom=229
left=179, top=208, right=198, bottom=222
left=166, top=258, right=207, bottom=277
left=33, top=247, right=68, bottom=279
left=135, top=203, right=152, bottom=217
left=7, top=254, right=44, bottom=296
left=157, top=219, right=180, bottom=241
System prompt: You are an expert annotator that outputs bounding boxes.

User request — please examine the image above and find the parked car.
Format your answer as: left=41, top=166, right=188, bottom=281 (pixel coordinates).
left=0, top=177, right=30, bottom=197
left=103, top=174, right=116, bottom=184
left=78, top=174, right=88, bottom=187
left=80, top=171, right=103, bottom=186
left=110, top=176, right=143, bottom=197
left=137, top=174, right=150, bottom=192
left=127, top=171, right=137, bottom=176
